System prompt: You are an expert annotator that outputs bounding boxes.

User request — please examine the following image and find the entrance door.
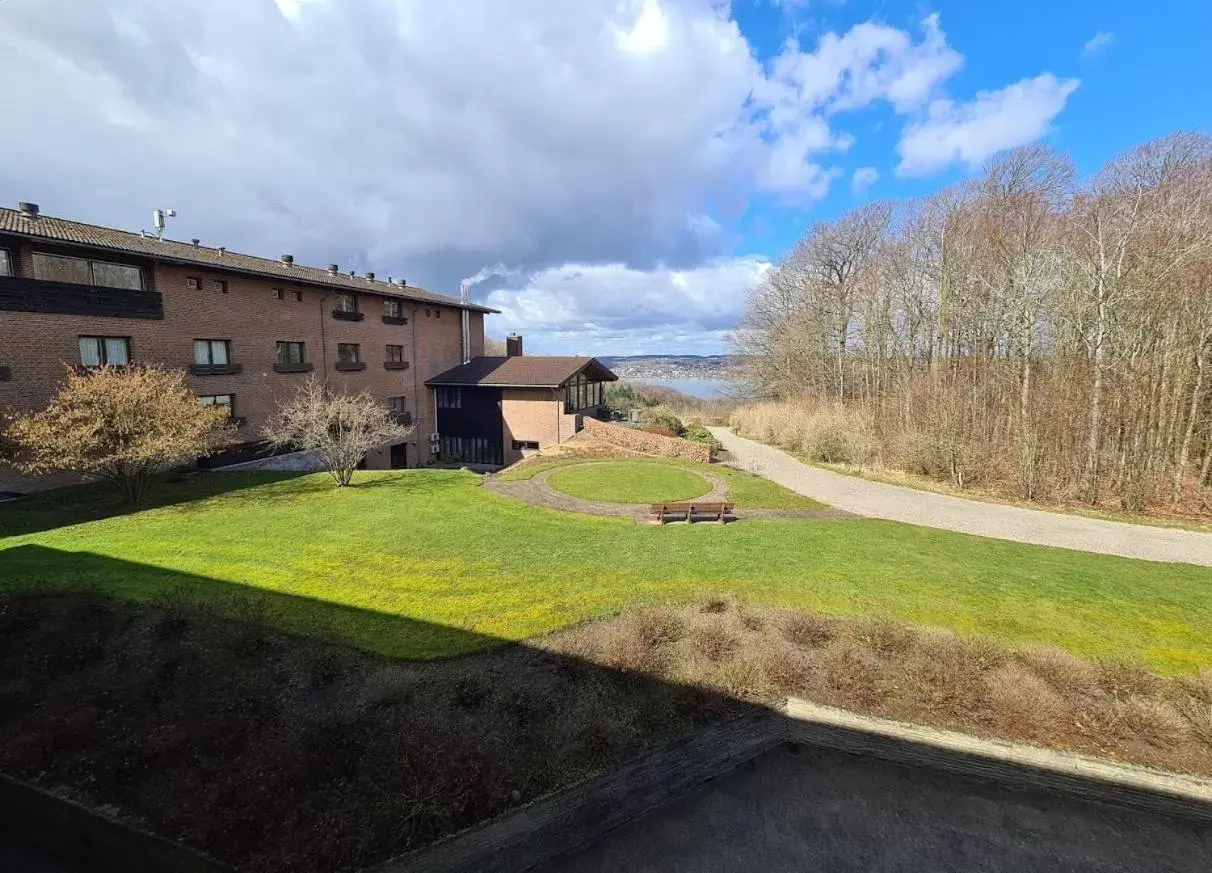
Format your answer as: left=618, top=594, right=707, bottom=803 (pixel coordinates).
left=390, top=443, right=408, bottom=469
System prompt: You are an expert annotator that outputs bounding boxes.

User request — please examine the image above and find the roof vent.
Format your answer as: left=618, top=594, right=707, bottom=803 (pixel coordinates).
left=18, top=201, right=39, bottom=219
left=399, top=278, right=407, bottom=287
left=365, top=272, right=375, bottom=281
left=349, top=270, right=356, bottom=277
left=328, top=264, right=339, bottom=276
left=218, top=246, right=226, bottom=255
left=281, top=254, right=294, bottom=266
left=191, top=238, right=200, bottom=246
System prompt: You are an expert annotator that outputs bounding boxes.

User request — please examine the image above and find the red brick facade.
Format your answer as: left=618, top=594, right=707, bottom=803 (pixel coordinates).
left=0, top=234, right=485, bottom=470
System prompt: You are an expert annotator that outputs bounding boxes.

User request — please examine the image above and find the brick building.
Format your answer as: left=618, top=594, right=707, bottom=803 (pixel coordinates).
left=427, top=335, right=618, bottom=466
left=0, top=202, right=492, bottom=474
left=0, top=202, right=618, bottom=481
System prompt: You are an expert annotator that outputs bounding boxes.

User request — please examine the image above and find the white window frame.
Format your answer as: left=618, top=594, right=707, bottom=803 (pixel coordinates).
left=79, top=336, right=131, bottom=367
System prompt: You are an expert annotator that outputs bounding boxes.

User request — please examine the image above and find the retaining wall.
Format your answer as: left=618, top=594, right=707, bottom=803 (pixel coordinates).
left=582, top=417, right=712, bottom=463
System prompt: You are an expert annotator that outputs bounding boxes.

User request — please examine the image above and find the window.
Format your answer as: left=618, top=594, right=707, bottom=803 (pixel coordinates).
left=212, top=280, right=228, bottom=294
left=198, top=394, right=234, bottom=417
left=436, top=386, right=462, bottom=409
left=194, top=339, right=230, bottom=366
left=384, top=299, right=403, bottom=318
left=271, top=288, right=283, bottom=300
left=440, top=436, right=496, bottom=465
left=388, top=396, right=406, bottom=413
left=435, top=309, right=441, bottom=319
left=79, top=336, right=130, bottom=367
left=512, top=440, right=540, bottom=451
left=276, top=341, right=306, bottom=364
left=336, top=293, right=357, bottom=313
left=34, top=253, right=143, bottom=290
left=292, top=289, right=303, bottom=302
left=187, top=277, right=202, bottom=290
left=386, top=344, right=405, bottom=363
left=337, top=343, right=361, bottom=364
left=425, top=308, right=431, bottom=318
left=0, top=249, right=11, bottom=277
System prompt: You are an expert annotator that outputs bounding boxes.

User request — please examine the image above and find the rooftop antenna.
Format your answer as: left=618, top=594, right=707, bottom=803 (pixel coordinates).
left=152, top=208, right=176, bottom=240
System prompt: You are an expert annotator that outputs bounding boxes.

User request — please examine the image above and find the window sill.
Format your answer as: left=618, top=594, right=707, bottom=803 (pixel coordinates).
left=384, top=361, right=410, bottom=371
left=332, top=310, right=364, bottom=321
left=189, top=363, right=243, bottom=376
left=335, top=361, right=367, bottom=372
left=382, top=315, right=408, bottom=326
left=273, top=362, right=314, bottom=373
left=0, top=365, right=10, bottom=382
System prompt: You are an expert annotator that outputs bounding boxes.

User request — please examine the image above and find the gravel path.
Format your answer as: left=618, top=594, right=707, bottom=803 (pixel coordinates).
left=710, top=427, right=1212, bottom=567
left=484, top=463, right=852, bottom=522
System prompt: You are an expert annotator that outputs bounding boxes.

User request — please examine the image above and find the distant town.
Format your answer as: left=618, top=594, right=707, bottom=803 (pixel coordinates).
left=596, top=354, right=739, bottom=381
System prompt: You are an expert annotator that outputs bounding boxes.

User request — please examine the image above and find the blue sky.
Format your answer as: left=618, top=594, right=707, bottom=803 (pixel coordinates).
left=1, top=0, right=1209, bottom=355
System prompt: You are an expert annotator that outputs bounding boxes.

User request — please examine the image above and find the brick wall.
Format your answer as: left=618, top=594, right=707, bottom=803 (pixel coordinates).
left=582, top=417, right=713, bottom=463
left=0, top=240, right=484, bottom=471
left=499, top=387, right=582, bottom=464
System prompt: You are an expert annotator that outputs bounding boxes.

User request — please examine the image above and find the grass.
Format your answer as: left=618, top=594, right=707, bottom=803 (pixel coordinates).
left=500, top=455, right=826, bottom=510
left=3, top=594, right=1210, bottom=873
left=2, top=470, right=1211, bottom=672
left=547, top=461, right=713, bottom=503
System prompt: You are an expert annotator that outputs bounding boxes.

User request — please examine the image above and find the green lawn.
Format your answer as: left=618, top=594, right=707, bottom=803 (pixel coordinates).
left=1, top=470, right=1210, bottom=672
left=500, top=457, right=826, bottom=510
left=547, top=461, right=712, bottom=503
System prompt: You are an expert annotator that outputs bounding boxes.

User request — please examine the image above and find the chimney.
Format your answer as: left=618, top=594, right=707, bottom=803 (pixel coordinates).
left=506, top=334, right=523, bottom=357
left=365, top=272, right=375, bottom=281
left=18, top=201, right=39, bottom=219
left=281, top=254, right=294, bottom=266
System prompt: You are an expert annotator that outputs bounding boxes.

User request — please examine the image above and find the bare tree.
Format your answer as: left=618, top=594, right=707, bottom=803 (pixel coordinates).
left=264, top=377, right=414, bottom=486
left=5, top=365, right=232, bottom=501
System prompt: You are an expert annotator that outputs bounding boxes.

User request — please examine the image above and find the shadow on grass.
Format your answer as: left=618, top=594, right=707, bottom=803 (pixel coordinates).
left=0, top=545, right=758, bottom=873
left=2, top=547, right=1208, bottom=873
left=0, top=471, right=310, bottom=539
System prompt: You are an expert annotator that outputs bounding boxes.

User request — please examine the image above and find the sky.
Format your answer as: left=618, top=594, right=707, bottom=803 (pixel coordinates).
left=1, top=0, right=1209, bottom=355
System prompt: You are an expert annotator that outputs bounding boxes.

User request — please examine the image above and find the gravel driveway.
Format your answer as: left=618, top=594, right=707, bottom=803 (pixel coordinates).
left=710, top=428, right=1212, bottom=567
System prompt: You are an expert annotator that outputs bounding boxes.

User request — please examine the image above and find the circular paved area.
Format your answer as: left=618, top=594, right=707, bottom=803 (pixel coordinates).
left=483, top=461, right=853, bottom=522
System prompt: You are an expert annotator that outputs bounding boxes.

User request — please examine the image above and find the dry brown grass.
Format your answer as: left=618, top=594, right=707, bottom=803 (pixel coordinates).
left=4, top=594, right=1211, bottom=873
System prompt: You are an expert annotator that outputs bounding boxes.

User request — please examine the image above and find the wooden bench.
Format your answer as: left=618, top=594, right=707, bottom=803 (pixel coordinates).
left=649, top=501, right=734, bottom=524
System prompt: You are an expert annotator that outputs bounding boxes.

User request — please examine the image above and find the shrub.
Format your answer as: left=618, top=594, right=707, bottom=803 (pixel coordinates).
left=264, top=376, right=413, bottom=486
left=689, top=622, right=739, bottom=661
left=851, top=617, right=914, bottom=656
left=780, top=611, right=835, bottom=648
left=761, top=643, right=815, bottom=693
left=4, top=365, right=232, bottom=502
left=639, top=406, right=684, bottom=436
left=1016, top=644, right=1099, bottom=696
left=623, top=606, right=686, bottom=648
left=681, top=422, right=723, bottom=451
left=986, top=664, right=1070, bottom=736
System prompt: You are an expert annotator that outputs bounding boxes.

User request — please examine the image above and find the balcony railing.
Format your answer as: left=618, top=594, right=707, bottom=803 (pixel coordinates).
left=273, top=361, right=314, bottom=373
left=335, top=360, right=367, bottom=372
left=0, top=275, right=163, bottom=320
left=384, top=360, right=410, bottom=371
left=332, top=309, right=364, bottom=321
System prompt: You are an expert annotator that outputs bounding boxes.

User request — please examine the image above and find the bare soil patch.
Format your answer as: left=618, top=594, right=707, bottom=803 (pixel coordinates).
left=0, top=594, right=1209, bottom=872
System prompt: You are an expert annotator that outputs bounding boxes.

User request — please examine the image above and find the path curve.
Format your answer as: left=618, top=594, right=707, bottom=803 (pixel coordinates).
left=710, top=427, right=1212, bottom=566
left=484, top=461, right=851, bottom=522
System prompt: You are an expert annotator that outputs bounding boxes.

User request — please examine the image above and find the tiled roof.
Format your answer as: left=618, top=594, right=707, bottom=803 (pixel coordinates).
left=426, top=356, right=618, bottom=387
left=0, top=206, right=496, bottom=312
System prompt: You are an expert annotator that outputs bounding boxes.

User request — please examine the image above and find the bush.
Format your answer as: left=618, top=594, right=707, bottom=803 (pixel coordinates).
left=5, top=365, right=233, bottom=502
left=681, top=421, right=723, bottom=451
left=639, top=405, right=684, bottom=436
left=731, top=401, right=876, bottom=465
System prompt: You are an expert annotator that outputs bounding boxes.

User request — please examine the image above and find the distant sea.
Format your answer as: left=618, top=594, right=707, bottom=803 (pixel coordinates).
left=639, top=378, right=737, bottom=399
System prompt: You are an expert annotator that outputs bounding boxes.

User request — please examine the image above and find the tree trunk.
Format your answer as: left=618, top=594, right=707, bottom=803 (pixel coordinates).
left=1175, top=346, right=1208, bottom=500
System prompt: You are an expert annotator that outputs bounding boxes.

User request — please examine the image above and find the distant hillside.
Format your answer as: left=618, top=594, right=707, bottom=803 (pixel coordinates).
left=598, top=355, right=739, bottom=381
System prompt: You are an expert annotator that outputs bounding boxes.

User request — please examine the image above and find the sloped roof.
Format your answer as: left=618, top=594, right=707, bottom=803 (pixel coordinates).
left=426, top=356, right=618, bottom=387
left=0, top=206, right=496, bottom=313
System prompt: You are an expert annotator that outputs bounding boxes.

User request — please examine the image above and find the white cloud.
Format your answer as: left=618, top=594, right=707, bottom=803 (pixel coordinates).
left=852, top=166, right=879, bottom=195
left=0, top=2, right=1078, bottom=351
left=484, top=257, right=771, bottom=354
left=1083, top=31, right=1115, bottom=57
left=896, top=74, right=1079, bottom=176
